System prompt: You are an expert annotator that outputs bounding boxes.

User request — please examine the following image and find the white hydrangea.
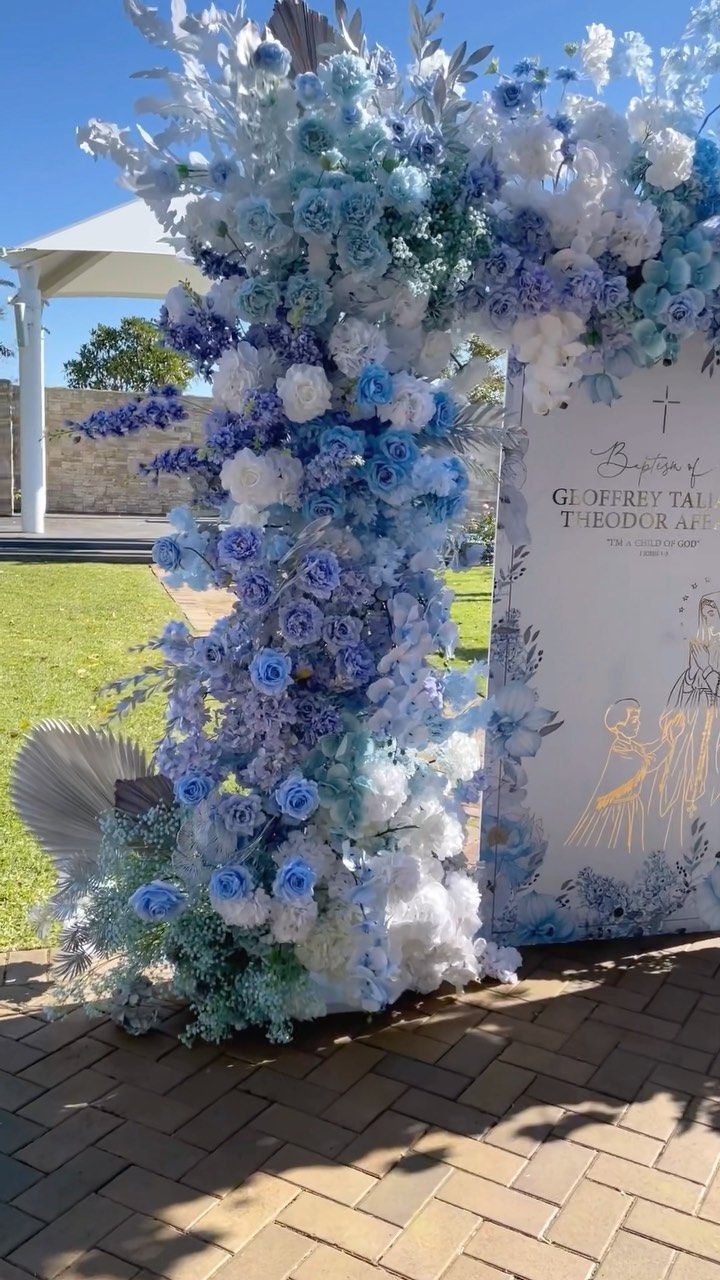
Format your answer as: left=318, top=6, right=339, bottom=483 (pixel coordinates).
left=381, top=372, right=435, bottom=432
left=329, top=317, right=389, bottom=377
left=296, top=904, right=358, bottom=977
left=645, top=127, right=695, bottom=191
left=438, top=731, right=483, bottom=783
left=277, top=362, right=333, bottom=422
left=210, top=888, right=271, bottom=928
left=361, top=760, right=409, bottom=827
left=213, top=342, right=262, bottom=409
left=512, top=311, right=586, bottom=414
left=221, top=447, right=303, bottom=514
left=580, top=22, right=615, bottom=91
left=609, top=197, right=663, bottom=266
left=498, top=120, right=564, bottom=182
left=270, top=899, right=318, bottom=943
left=572, top=102, right=633, bottom=169
left=273, top=829, right=336, bottom=881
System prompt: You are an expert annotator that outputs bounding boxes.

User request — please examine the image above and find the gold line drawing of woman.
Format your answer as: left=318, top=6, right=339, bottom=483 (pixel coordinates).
left=566, top=699, right=684, bottom=854
left=654, top=592, right=720, bottom=836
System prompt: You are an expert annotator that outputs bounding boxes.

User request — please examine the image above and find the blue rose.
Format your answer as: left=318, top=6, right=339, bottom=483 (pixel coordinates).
left=295, top=73, right=325, bottom=107
left=235, top=278, right=281, bottom=324
left=273, top=855, right=317, bottom=901
left=302, top=489, right=346, bottom=520
left=337, top=644, right=375, bottom=686
left=217, top=525, right=264, bottom=570
left=484, top=246, right=521, bottom=283
left=294, top=188, right=340, bottom=241
left=376, top=429, right=418, bottom=466
left=597, top=276, right=629, bottom=314
left=296, top=114, right=336, bottom=157
left=299, top=550, right=341, bottom=599
left=337, top=227, right=391, bottom=278
left=356, top=364, right=393, bottom=410
left=236, top=196, right=289, bottom=247
left=279, top=599, right=324, bottom=646
left=236, top=569, right=274, bottom=614
left=274, top=775, right=320, bottom=823
left=364, top=456, right=409, bottom=501
left=253, top=40, right=291, bottom=77
left=658, top=288, right=705, bottom=336
left=486, top=287, right=521, bottom=332
left=249, top=648, right=293, bottom=695
left=209, top=863, right=254, bottom=903
left=322, top=614, right=362, bottom=650
left=426, top=393, right=457, bottom=439
left=463, top=157, right=502, bottom=201
left=152, top=536, right=182, bottom=571
left=194, top=635, right=227, bottom=668
left=492, top=77, right=537, bottom=116
left=408, top=128, right=445, bottom=167
left=285, top=273, right=332, bottom=325
left=129, top=880, right=186, bottom=924
left=338, top=181, right=381, bottom=228
left=319, top=425, right=366, bottom=457
left=384, top=165, right=429, bottom=211
left=174, top=773, right=214, bottom=807
left=215, top=792, right=262, bottom=834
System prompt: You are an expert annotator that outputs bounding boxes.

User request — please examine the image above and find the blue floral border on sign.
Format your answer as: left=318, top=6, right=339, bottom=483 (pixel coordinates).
left=479, top=363, right=720, bottom=948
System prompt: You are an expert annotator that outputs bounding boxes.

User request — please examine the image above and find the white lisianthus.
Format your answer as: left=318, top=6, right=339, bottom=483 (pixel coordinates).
left=645, top=128, right=695, bottom=191
left=329, top=317, right=389, bottom=377
left=277, top=362, right=333, bottom=422
left=609, top=197, right=663, bottom=266
left=213, top=342, right=262, bottom=409
left=580, top=22, right=615, bottom=91
left=381, top=372, right=435, bottom=432
left=361, top=761, right=409, bottom=827
left=498, top=120, right=564, bottom=182
left=221, top=447, right=302, bottom=512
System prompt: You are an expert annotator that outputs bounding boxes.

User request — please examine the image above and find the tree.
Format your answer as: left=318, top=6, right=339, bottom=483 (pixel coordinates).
left=64, top=316, right=193, bottom=392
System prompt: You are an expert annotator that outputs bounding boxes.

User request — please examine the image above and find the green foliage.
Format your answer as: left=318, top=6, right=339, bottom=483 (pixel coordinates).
left=64, top=316, right=193, bottom=392
left=465, top=509, right=496, bottom=547
left=467, top=337, right=506, bottom=404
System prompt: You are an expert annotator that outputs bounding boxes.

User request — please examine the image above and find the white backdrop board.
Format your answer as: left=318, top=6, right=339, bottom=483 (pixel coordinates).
left=480, top=336, right=720, bottom=947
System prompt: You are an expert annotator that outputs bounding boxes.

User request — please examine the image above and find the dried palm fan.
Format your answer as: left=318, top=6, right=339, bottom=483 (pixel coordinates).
left=268, top=0, right=337, bottom=73
left=10, top=720, right=151, bottom=864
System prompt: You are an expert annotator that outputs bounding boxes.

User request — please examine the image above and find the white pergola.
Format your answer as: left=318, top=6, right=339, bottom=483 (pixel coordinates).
left=2, top=200, right=205, bottom=534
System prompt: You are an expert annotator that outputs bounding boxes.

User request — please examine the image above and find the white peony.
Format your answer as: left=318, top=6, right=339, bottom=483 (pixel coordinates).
left=499, top=120, right=564, bottom=182
left=609, top=197, right=663, bottom=266
left=329, top=317, right=389, bottom=378
left=361, top=761, right=409, bottom=827
left=645, top=128, right=695, bottom=191
left=476, top=937, right=521, bottom=984
left=213, top=342, right=262, bottom=409
left=277, top=362, right=333, bottom=422
left=439, top=731, right=483, bottom=783
left=580, top=22, right=615, bottom=91
left=381, top=372, right=435, bottom=432
left=390, top=287, right=429, bottom=328
left=512, top=311, right=586, bottom=415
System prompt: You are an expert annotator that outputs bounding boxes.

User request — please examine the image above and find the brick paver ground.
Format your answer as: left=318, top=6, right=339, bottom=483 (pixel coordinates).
left=3, top=936, right=720, bottom=1278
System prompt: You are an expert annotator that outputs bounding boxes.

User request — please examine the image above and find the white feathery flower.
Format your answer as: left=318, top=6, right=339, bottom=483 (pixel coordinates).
left=381, top=372, right=435, bottom=432
left=580, top=22, right=615, bottom=91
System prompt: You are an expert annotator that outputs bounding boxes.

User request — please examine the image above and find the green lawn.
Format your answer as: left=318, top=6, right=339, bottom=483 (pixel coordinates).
left=0, top=562, right=492, bottom=949
left=0, top=564, right=179, bottom=949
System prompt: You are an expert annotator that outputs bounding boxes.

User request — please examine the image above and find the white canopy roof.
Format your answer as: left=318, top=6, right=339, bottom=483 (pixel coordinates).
left=1, top=199, right=206, bottom=299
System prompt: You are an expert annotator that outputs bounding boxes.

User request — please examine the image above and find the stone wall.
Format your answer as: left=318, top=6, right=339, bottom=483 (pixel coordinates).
left=1, top=381, right=211, bottom=516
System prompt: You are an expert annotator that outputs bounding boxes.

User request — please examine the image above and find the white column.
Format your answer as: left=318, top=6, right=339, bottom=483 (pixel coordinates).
left=17, top=268, right=46, bottom=534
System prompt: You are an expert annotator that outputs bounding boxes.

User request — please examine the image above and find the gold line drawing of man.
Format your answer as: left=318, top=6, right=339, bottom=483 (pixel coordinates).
left=566, top=699, right=684, bottom=854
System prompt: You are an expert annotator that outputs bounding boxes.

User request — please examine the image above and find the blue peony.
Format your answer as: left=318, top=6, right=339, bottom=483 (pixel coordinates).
left=279, top=599, right=324, bottom=646
left=217, top=525, right=264, bottom=570
left=337, top=227, right=391, bottom=278
left=152, top=536, right=182, bottom=571
left=295, top=72, right=325, bottom=107
left=513, top=890, right=574, bottom=945
left=250, top=648, right=293, bottom=695
left=236, top=569, right=274, bottom=614
left=174, top=773, right=214, bottom=806
left=299, top=549, right=341, bottom=599
left=338, top=181, right=381, bottom=228
left=235, top=278, right=281, bottom=324
left=376, top=429, right=418, bottom=466
left=296, top=114, right=336, bottom=157
left=285, top=273, right=332, bottom=325
left=236, top=196, right=289, bottom=248
left=273, top=854, right=317, bottom=899
left=426, top=392, right=457, bottom=439
left=253, top=40, right=291, bottom=77
left=356, top=364, right=393, bottom=410
left=215, top=792, right=262, bottom=834
left=293, top=188, right=340, bottom=241
left=274, top=776, right=320, bottom=822
left=129, top=880, right=186, bottom=924
left=209, top=863, right=254, bottom=903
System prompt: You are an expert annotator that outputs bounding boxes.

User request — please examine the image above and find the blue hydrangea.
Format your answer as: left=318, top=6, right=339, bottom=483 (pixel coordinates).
left=217, top=525, right=264, bottom=571
left=249, top=648, right=293, bottom=696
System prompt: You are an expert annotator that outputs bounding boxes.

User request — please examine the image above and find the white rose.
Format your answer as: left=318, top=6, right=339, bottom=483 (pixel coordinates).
left=221, top=448, right=271, bottom=507
left=213, top=342, right=261, bottom=409
left=381, top=372, right=435, bottom=432
left=277, top=362, right=333, bottom=422
left=269, top=448, right=304, bottom=508
left=329, top=317, right=389, bottom=377
left=645, top=128, right=695, bottom=191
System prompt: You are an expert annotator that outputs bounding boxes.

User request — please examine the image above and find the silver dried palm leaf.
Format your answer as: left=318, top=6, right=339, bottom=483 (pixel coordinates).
left=10, top=720, right=149, bottom=866
left=268, top=0, right=337, bottom=73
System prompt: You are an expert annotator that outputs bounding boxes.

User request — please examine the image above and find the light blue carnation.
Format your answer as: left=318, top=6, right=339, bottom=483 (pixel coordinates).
left=296, top=114, right=336, bottom=157
left=384, top=165, right=429, bottom=212
left=337, top=227, right=391, bottom=278
left=235, top=278, right=281, bottom=324
left=323, top=53, right=374, bottom=101
left=236, top=196, right=289, bottom=248
left=285, top=273, right=332, bottom=325
left=293, top=188, right=340, bottom=241
left=338, top=181, right=381, bottom=228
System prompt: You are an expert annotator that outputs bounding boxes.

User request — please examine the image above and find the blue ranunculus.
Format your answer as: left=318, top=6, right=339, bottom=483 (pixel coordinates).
left=217, top=525, right=263, bottom=570
left=274, top=776, right=320, bottom=822
left=152, top=536, right=182, bottom=571
left=235, top=278, right=281, bottom=324
left=356, top=364, right=393, bottom=410
left=253, top=40, right=292, bottom=77
left=285, top=273, right=332, bottom=325
left=279, top=599, right=324, bottom=646
left=293, top=188, right=340, bottom=241
left=174, top=773, right=214, bottom=807
left=215, top=792, right=261, bottom=834
left=296, top=114, right=336, bottom=157
left=129, top=880, right=186, bottom=923
left=376, top=429, right=418, bottom=466
left=209, top=863, right=254, bottom=903
left=235, top=569, right=274, bottom=614
left=295, top=72, right=325, bottom=107
left=249, top=648, right=293, bottom=696
left=273, top=854, right=317, bottom=900
left=336, top=227, right=391, bottom=279
left=426, top=392, right=457, bottom=439
left=299, top=549, right=341, bottom=599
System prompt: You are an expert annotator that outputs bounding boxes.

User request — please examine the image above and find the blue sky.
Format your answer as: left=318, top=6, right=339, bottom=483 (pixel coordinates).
left=1, top=0, right=690, bottom=386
